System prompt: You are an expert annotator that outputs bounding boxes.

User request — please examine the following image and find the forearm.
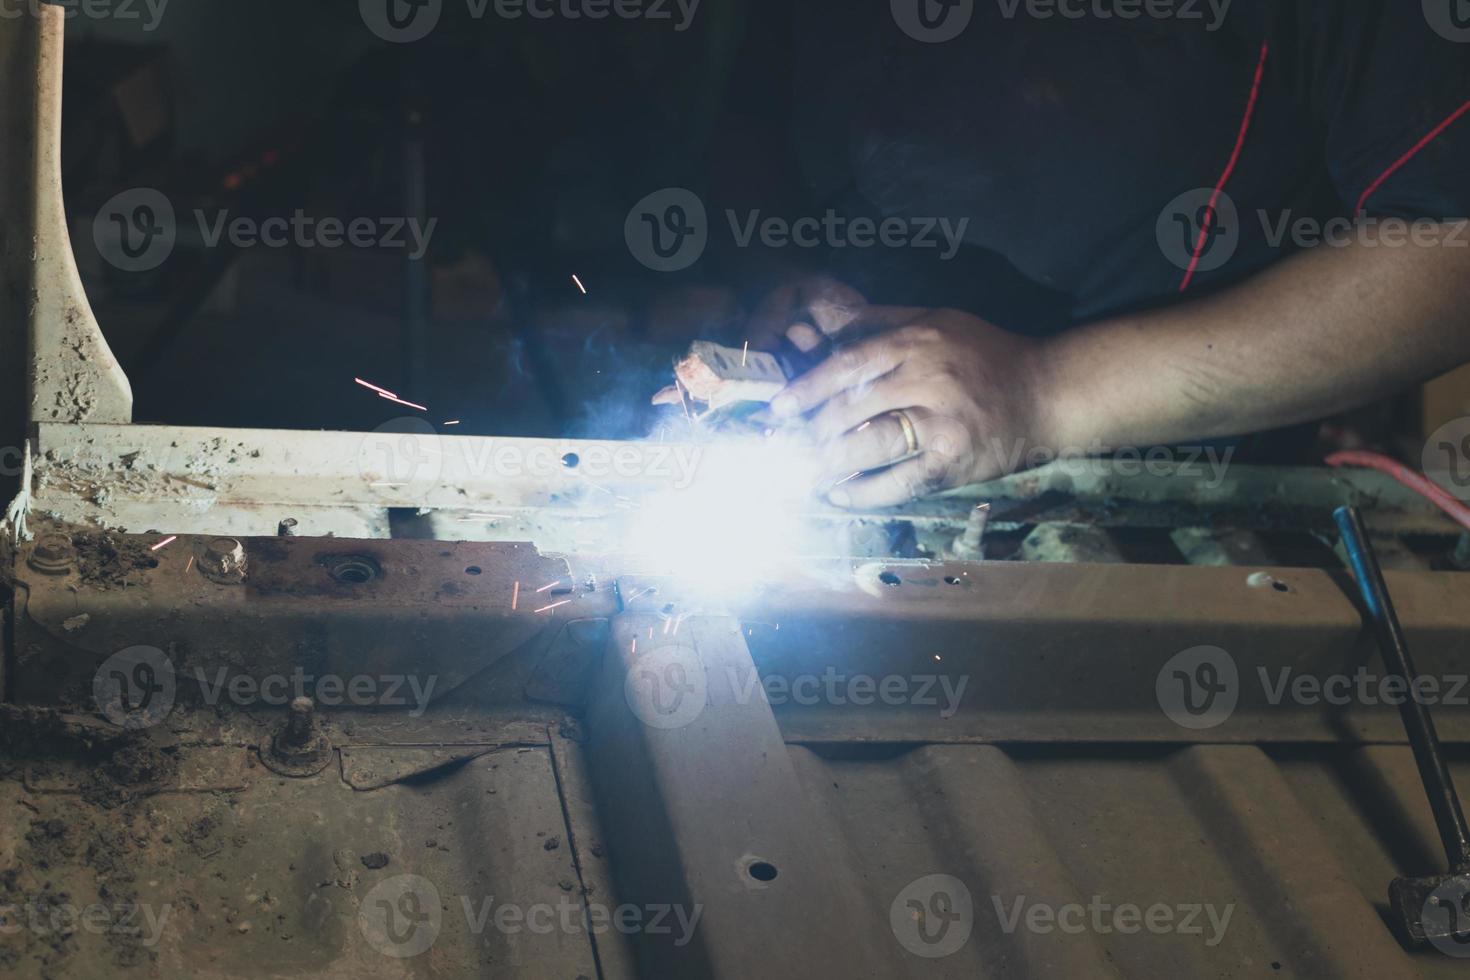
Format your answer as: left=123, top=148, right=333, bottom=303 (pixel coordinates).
left=1036, top=229, right=1470, bottom=451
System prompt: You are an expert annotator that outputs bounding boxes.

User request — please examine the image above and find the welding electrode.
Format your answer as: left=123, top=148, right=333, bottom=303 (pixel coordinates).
left=1335, top=505, right=1470, bottom=944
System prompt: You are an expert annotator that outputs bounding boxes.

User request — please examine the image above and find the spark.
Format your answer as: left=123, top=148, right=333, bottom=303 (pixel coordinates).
left=377, top=391, right=428, bottom=412
left=648, top=626, right=654, bottom=639
left=671, top=613, right=685, bottom=636
left=184, top=556, right=195, bottom=574
left=354, top=377, right=397, bottom=398
left=150, top=535, right=177, bottom=551
left=741, top=341, right=749, bottom=366
left=443, top=420, right=461, bottom=426
left=571, top=274, right=587, bottom=295
left=536, top=579, right=562, bottom=593
left=631, top=638, right=637, bottom=654
left=511, top=581, right=520, bottom=610
left=833, top=471, right=862, bottom=488
left=674, top=379, right=694, bottom=424
left=535, top=599, right=571, bottom=613
left=856, top=420, right=872, bottom=432
left=663, top=617, right=673, bottom=635
left=933, top=654, right=942, bottom=662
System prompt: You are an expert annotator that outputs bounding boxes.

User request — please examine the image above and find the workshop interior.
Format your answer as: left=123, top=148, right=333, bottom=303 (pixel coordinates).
left=3, top=2, right=1470, bottom=977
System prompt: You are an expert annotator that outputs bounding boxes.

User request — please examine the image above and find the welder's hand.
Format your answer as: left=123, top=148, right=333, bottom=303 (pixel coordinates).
left=767, top=307, right=1049, bottom=508
left=652, top=276, right=869, bottom=407
left=745, top=275, right=868, bottom=353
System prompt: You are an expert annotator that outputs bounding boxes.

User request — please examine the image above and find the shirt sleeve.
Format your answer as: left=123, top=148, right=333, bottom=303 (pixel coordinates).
left=1284, top=1, right=1470, bottom=219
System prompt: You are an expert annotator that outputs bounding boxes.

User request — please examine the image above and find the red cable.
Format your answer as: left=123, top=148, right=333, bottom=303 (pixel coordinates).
left=1325, top=450, right=1470, bottom=533
left=1179, top=40, right=1270, bottom=293
left=1355, top=99, right=1470, bottom=216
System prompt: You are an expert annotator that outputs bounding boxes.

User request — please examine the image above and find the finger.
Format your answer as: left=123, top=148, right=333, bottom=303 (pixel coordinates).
left=785, top=322, right=824, bottom=352
left=826, top=452, right=954, bottom=509
left=809, top=376, right=912, bottom=443
left=818, top=413, right=917, bottom=484
left=769, top=336, right=906, bottom=419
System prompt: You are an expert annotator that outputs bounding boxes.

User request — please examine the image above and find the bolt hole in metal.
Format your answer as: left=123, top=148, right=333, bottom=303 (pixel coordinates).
left=465, top=566, right=483, bottom=576
left=747, top=861, right=779, bottom=882
left=944, top=575, right=962, bottom=586
left=326, top=555, right=381, bottom=585
left=879, top=571, right=902, bottom=587
left=1247, top=571, right=1291, bottom=593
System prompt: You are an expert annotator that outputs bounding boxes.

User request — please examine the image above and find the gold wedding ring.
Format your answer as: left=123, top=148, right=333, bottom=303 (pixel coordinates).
left=887, top=409, right=919, bottom=457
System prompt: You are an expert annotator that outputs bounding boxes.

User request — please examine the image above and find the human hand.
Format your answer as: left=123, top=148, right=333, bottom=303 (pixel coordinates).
left=767, top=307, right=1051, bottom=507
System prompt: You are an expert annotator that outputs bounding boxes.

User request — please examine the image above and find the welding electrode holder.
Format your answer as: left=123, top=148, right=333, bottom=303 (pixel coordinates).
left=1335, top=505, right=1470, bottom=945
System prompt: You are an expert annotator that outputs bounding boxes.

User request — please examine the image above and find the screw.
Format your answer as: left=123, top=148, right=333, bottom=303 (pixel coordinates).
left=28, top=533, right=75, bottom=575
left=199, top=537, right=247, bottom=582
left=286, top=697, right=315, bottom=746
left=951, top=503, right=991, bottom=561
left=277, top=518, right=299, bottom=537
